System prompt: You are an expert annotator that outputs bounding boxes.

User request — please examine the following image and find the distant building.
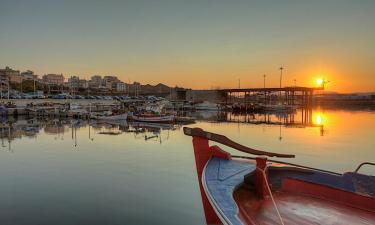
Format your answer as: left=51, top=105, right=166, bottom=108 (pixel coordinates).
left=68, top=76, right=80, bottom=88
left=42, top=74, right=64, bottom=85
left=89, top=75, right=103, bottom=88
left=116, top=82, right=127, bottom=92
left=0, top=66, right=20, bottom=85
left=10, top=75, right=24, bottom=83
left=0, top=66, right=20, bottom=77
left=68, top=76, right=89, bottom=89
left=105, top=81, right=114, bottom=90
left=103, top=75, right=119, bottom=82
left=79, top=79, right=88, bottom=89
left=20, top=70, right=38, bottom=81
left=103, top=76, right=120, bottom=90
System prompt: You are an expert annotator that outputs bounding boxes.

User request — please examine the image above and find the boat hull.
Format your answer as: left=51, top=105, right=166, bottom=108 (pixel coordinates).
left=97, top=113, right=128, bottom=121
left=132, top=115, right=174, bottom=123
left=186, top=127, right=375, bottom=225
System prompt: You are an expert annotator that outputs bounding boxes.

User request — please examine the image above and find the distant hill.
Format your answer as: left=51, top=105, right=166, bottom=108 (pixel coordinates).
left=128, top=83, right=171, bottom=95
left=138, top=83, right=171, bottom=94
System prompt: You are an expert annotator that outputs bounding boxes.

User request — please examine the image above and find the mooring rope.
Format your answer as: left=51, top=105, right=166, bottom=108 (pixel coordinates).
left=257, top=166, right=285, bottom=225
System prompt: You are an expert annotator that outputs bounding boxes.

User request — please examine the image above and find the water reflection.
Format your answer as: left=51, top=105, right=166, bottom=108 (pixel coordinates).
left=0, top=108, right=373, bottom=225
left=0, top=117, right=182, bottom=151
left=0, top=107, right=331, bottom=151
left=188, top=108, right=327, bottom=141
left=189, top=108, right=324, bottom=127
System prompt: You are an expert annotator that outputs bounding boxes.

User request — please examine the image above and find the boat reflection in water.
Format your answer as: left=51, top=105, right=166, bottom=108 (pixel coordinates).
left=0, top=106, right=373, bottom=225
left=0, top=107, right=328, bottom=151
left=0, top=117, right=181, bottom=150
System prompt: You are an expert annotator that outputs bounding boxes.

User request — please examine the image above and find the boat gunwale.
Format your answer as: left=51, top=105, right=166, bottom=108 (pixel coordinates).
left=231, top=155, right=342, bottom=176
left=201, top=157, right=241, bottom=225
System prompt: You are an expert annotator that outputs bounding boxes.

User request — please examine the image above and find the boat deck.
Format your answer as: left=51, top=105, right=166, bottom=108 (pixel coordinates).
left=204, top=157, right=375, bottom=225
left=234, top=187, right=375, bottom=225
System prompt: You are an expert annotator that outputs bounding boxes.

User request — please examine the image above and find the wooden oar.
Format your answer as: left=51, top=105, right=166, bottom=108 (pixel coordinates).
left=184, top=127, right=295, bottom=158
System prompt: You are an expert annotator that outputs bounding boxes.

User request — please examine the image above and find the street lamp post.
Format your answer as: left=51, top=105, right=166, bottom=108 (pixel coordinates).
left=263, top=74, right=266, bottom=104
left=33, top=78, right=36, bottom=96
left=21, top=78, right=23, bottom=94
left=279, top=66, right=284, bottom=101
left=279, top=66, right=283, bottom=88
left=263, top=74, right=266, bottom=89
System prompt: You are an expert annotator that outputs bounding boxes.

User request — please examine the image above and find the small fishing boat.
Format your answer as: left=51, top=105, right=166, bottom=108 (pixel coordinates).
left=67, top=103, right=89, bottom=117
left=96, top=113, right=128, bottom=121
left=174, top=116, right=196, bottom=124
left=184, top=127, right=375, bottom=225
left=132, top=113, right=174, bottom=123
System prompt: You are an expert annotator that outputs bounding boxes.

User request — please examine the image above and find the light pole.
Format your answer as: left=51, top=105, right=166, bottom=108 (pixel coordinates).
left=294, top=79, right=296, bottom=87
left=20, top=77, right=23, bottom=94
left=279, top=66, right=284, bottom=101
left=279, top=66, right=283, bottom=88
left=263, top=74, right=266, bottom=105
left=263, top=74, right=266, bottom=89
left=33, top=77, right=36, bottom=96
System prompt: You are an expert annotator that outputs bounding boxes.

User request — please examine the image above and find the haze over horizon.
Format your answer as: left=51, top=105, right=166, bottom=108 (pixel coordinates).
left=1, top=0, right=374, bottom=93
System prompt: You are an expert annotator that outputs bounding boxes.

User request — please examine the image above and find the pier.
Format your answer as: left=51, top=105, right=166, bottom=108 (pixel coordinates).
left=220, top=86, right=324, bottom=107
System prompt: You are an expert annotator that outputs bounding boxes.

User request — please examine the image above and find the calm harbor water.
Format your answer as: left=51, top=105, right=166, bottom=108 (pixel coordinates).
left=0, top=108, right=374, bottom=225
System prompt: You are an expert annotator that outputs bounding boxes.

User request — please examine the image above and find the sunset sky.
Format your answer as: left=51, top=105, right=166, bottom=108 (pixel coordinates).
left=1, top=0, right=374, bottom=92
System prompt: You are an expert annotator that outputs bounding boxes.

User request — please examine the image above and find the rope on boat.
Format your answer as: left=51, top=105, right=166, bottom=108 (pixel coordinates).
left=257, top=166, right=285, bottom=225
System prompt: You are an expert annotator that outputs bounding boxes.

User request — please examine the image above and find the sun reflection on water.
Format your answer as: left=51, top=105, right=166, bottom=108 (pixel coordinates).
left=313, top=112, right=327, bottom=126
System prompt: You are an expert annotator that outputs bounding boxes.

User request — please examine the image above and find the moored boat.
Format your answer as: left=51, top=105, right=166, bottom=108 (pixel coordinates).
left=132, top=113, right=174, bottom=123
left=184, top=127, right=375, bottom=225
left=96, top=113, right=128, bottom=121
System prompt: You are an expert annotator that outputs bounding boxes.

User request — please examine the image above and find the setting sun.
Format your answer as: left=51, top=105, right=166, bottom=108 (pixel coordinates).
left=316, top=78, right=323, bottom=86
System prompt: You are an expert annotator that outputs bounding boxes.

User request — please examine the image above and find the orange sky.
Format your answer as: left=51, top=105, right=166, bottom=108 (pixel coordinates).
left=1, top=1, right=374, bottom=93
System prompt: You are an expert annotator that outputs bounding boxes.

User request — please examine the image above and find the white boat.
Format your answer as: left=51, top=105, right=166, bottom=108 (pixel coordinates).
left=67, top=103, right=89, bottom=116
left=96, top=113, right=128, bottom=121
left=195, top=101, right=219, bottom=111
left=132, top=114, right=174, bottom=123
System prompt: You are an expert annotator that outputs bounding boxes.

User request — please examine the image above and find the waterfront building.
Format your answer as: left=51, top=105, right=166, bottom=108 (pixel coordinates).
left=79, top=79, right=88, bottom=89
left=9, top=74, right=24, bottom=83
left=20, top=70, right=38, bottom=81
left=68, top=76, right=80, bottom=89
left=116, top=82, right=127, bottom=92
left=0, top=66, right=20, bottom=78
left=0, top=66, right=20, bottom=91
left=89, top=75, right=103, bottom=88
left=104, top=80, right=114, bottom=90
left=103, top=75, right=120, bottom=90
left=42, top=74, right=65, bottom=85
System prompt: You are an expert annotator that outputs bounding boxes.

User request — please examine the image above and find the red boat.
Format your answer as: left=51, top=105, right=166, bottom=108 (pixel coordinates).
left=184, top=127, right=375, bottom=225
